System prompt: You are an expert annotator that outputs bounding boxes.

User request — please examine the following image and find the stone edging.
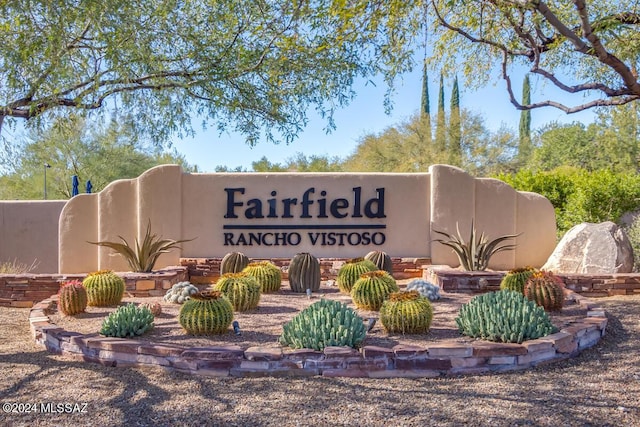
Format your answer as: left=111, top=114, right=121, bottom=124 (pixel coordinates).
left=28, top=291, right=607, bottom=378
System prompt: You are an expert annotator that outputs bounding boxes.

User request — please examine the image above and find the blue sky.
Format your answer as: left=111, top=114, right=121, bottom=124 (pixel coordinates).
left=172, top=65, right=599, bottom=173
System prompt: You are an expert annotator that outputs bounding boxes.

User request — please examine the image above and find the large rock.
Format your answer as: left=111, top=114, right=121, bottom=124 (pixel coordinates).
left=543, top=222, right=634, bottom=274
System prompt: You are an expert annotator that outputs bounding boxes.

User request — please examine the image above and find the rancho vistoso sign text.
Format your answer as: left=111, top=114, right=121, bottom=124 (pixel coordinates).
left=222, top=186, right=387, bottom=247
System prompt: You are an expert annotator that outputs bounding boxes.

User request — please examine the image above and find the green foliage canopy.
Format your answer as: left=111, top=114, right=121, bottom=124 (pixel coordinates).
left=0, top=0, right=423, bottom=145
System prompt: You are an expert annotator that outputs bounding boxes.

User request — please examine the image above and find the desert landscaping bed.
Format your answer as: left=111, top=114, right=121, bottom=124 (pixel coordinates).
left=29, top=280, right=608, bottom=379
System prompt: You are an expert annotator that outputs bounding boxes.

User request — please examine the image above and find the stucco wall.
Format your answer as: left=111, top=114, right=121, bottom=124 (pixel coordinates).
left=54, top=164, right=556, bottom=273
left=0, top=201, right=65, bottom=273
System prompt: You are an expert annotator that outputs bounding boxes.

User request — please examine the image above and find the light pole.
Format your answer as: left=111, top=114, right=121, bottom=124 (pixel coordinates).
left=44, top=163, right=51, bottom=199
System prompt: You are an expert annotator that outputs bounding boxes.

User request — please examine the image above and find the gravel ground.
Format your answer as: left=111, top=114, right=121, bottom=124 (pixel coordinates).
left=1, top=294, right=639, bottom=427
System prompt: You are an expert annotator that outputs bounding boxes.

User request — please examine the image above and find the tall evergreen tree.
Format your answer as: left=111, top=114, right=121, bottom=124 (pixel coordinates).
left=435, top=72, right=447, bottom=153
left=518, top=75, right=532, bottom=166
left=419, top=62, right=433, bottom=146
left=449, top=76, right=462, bottom=165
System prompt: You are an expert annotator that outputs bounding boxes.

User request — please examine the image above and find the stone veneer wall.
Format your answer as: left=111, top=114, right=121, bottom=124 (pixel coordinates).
left=424, top=266, right=640, bottom=297
left=0, top=268, right=188, bottom=308
left=28, top=290, right=607, bottom=378
left=183, top=257, right=427, bottom=284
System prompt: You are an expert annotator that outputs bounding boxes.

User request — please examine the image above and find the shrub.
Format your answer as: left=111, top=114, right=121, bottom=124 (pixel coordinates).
left=100, top=303, right=154, bottom=338
left=432, top=221, right=519, bottom=271
left=88, top=219, right=194, bottom=272
left=279, top=299, right=366, bottom=350
left=455, top=290, right=557, bottom=343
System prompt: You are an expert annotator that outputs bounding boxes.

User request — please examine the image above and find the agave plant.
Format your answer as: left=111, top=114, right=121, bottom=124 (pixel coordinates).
left=432, top=220, right=519, bottom=271
left=89, top=219, right=194, bottom=272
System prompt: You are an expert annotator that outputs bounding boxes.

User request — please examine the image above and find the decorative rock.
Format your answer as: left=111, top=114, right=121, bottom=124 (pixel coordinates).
left=542, top=222, right=634, bottom=274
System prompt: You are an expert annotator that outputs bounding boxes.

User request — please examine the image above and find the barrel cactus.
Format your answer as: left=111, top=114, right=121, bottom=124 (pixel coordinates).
left=500, top=266, right=537, bottom=294
left=163, top=281, right=199, bottom=304
left=58, top=280, right=88, bottom=316
left=455, top=290, right=557, bottom=343
left=179, top=291, right=234, bottom=335
left=213, top=272, right=261, bottom=311
left=336, top=258, right=377, bottom=294
left=242, top=261, right=282, bottom=293
left=364, top=250, right=393, bottom=275
left=83, top=270, right=125, bottom=307
left=288, top=252, right=321, bottom=293
left=351, top=270, right=399, bottom=311
left=220, top=251, right=250, bottom=274
left=524, top=271, right=565, bottom=311
left=100, top=303, right=155, bottom=338
left=139, top=301, right=162, bottom=316
left=406, top=279, right=441, bottom=301
left=380, top=290, right=434, bottom=334
left=279, top=299, right=367, bottom=351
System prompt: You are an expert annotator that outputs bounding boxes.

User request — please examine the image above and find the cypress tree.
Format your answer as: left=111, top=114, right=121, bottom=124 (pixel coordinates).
left=420, top=62, right=433, bottom=146
left=435, top=72, right=447, bottom=155
left=519, top=75, right=532, bottom=166
left=449, top=75, right=462, bottom=165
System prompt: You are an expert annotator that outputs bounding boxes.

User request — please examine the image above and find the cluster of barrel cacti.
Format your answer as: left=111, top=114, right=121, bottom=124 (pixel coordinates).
left=83, top=270, right=125, bottom=306
left=279, top=299, right=366, bottom=350
left=242, top=261, right=282, bottom=293
left=524, top=271, right=565, bottom=311
left=336, top=258, right=378, bottom=293
left=179, top=291, right=234, bottom=334
left=455, top=290, right=557, bottom=343
left=163, top=281, right=199, bottom=303
left=406, top=279, right=441, bottom=301
left=213, top=272, right=261, bottom=311
left=99, top=303, right=155, bottom=338
left=500, top=266, right=538, bottom=294
left=288, top=252, right=321, bottom=293
left=380, top=291, right=433, bottom=334
left=57, top=280, right=88, bottom=315
left=350, top=270, right=399, bottom=311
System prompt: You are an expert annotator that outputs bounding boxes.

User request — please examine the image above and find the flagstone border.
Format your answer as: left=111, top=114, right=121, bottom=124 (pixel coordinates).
left=28, top=289, right=607, bottom=378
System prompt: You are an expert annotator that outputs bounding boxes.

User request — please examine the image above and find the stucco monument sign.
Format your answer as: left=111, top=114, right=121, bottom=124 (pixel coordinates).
left=0, top=164, right=557, bottom=274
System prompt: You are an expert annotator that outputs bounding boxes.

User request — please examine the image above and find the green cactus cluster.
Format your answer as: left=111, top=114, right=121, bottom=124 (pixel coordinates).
left=380, top=290, right=434, bottom=334
left=179, top=291, right=234, bottom=335
left=163, top=281, right=199, bottom=304
left=213, top=272, right=261, bottom=311
left=364, top=250, right=393, bottom=275
left=288, top=252, right=321, bottom=293
left=351, top=270, right=399, bottom=311
left=336, top=258, right=377, bottom=294
left=243, top=261, right=282, bottom=293
left=99, top=303, right=154, bottom=338
left=58, top=280, right=88, bottom=316
left=279, top=299, right=367, bottom=351
left=500, top=266, right=537, bottom=294
left=455, top=290, right=557, bottom=343
left=83, top=270, right=125, bottom=307
left=524, top=271, right=565, bottom=311
left=220, top=251, right=250, bottom=274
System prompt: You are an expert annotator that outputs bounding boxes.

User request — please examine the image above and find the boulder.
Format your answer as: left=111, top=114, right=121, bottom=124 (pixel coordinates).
left=542, top=222, right=634, bottom=274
